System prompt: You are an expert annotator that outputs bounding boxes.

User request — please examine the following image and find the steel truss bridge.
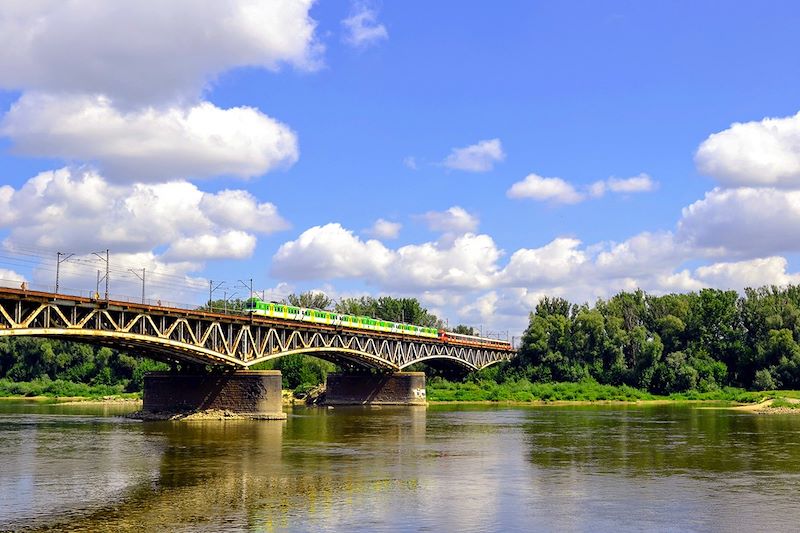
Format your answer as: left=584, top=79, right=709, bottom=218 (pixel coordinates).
left=0, top=288, right=515, bottom=371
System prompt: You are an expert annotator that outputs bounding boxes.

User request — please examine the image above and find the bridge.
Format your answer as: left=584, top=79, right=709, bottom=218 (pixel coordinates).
left=0, top=287, right=514, bottom=371
left=0, top=287, right=516, bottom=415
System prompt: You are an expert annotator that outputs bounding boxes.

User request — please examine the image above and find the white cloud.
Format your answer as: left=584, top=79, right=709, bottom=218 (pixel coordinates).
left=271, top=224, right=502, bottom=291
left=165, top=231, right=256, bottom=261
left=590, top=173, right=657, bottom=197
left=695, top=111, right=800, bottom=188
left=365, top=219, right=402, bottom=240
left=403, top=156, right=418, bottom=170
left=0, top=167, right=288, bottom=260
left=29, top=250, right=207, bottom=304
left=443, top=139, right=505, bottom=172
left=417, top=206, right=479, bottom=235
left=272, top=223, right=394, bottom=281
left=695, top=257, right=800, bottom=290
left=0, top=269, right=26, bottom=286
left=594, top=232, right=685, bottom=279
left=501, top=238, right=587, bottom=286
left=0, top=0, right=321, bottom=105
left=1, top=94, right=299, bottom=183
left=200, top=189, right=290, bottom=234
left=677, top=187, right=800, bottom=257
left=342, top=3, right=388, bottom=48
left=390, top=233, right=501, bottom=290
left=510, top=172, right=656, bottom=203
left=506, top=173, right=584, bottom=204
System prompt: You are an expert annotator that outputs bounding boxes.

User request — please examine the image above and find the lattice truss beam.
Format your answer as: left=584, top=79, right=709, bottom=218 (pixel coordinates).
left=0, top=296, right=515, bottom=370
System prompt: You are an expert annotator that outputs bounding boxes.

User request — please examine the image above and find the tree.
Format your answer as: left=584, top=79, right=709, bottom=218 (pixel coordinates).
left=285, top=292, right=332, bottom=310
left=335, top=296, right=443, bottom=327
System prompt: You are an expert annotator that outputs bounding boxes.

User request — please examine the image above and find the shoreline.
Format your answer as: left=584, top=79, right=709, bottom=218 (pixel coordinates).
left=0, top=395, right=142, bottom=404
left=4, top=394, right=799, bottom=412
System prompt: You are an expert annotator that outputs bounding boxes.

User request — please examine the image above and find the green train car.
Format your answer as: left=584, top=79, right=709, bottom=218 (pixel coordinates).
left=242, top=297, right=439, bottom=338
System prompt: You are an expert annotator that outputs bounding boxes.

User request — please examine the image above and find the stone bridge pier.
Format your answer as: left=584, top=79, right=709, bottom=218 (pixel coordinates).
left=142, top=371, right=286, bottom=419
left=324, top=372, right=427, bottom=405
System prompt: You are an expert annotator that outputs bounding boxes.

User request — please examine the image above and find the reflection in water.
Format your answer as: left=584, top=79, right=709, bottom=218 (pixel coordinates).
left=2, top=402, right=800, bottom=531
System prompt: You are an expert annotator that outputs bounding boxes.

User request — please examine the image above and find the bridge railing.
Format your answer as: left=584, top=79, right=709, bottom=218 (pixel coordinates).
left=0, top=277, right=239, bottom=316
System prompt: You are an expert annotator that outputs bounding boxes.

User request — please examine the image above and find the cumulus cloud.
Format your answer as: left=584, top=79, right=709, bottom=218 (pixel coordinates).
left=695, top=112, right=800, bottom=188
left=590, top=173, right=657, bottom=197
left=695, top=257, right=800, bottom=290
left=443, top=139, right=505, bottom=172
left=677, top=187, right=800, bottom=258
left=0, top=0, right=320, bottom=105
left=417, top=206, right=479, bottom=235
left=594, top=232, right=685, bottom=279
left=30, top=250, right=207, bottom=304
left=509, top=172, right=657, bottom=204
left=272, top=223, right=394, bottom=281
left=501, top=238, right=587, bottom=286
left=365, top=219, right=402, bottom=240
left=506, top=173, right=584, bottom=204
left=271, top=223, right=502, bottom=291
left=200, top=189, right=291, bottom=234
left=164, top=231, right=256, bottom=261
left=1, top=94, right=299, bottom=182
left=0, top=269, right=26, bottom=286
left=0, top=167, right=288, bottom=260
left=342, top=3, right=388, bottom=48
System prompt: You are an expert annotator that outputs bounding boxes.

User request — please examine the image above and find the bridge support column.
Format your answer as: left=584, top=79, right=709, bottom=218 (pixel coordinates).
left=324, top=372, right=426, bottom=405
left=142, top=371, right=286, bottom=419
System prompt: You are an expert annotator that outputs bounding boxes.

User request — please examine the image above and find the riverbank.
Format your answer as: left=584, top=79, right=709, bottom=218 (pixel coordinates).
left=4, top=377, right=800, bottom=411
left=426, top=378, right=777, bottom=403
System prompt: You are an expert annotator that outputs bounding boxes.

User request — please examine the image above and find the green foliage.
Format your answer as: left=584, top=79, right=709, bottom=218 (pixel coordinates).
left=253, top=354, right=336, bottom=389
left=769, top=398, right=800, bottom=409
left=0, top=377, right=136, bottom=398
left=427, top=377, right=656, bottom=402
left=511, top=284, right=800, bottom=396
left=199, top=298, right=248, bottom=314
left=284, top=291, right=332, bottom=310
left=335, top=296, right=443, bottom=327
left=0, top=337, right=167, bottom=396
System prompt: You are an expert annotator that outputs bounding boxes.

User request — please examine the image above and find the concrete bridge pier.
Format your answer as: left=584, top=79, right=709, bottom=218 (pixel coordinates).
left=142, top=370, right=286, bottom=419
left=324, top=372, right=427, bottom=405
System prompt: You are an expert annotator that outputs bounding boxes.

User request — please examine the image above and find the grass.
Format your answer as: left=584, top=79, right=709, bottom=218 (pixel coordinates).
left=0, top=378, right=139, bottom=399
left=427, top=378, right=657, bottom=403
left=769, top=398, right=800, bottom=409
left=426, top=378, right=792, bottom=404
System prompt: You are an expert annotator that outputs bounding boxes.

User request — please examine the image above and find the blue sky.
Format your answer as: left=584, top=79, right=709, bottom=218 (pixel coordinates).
left=1, top=1, right=799, bottom=334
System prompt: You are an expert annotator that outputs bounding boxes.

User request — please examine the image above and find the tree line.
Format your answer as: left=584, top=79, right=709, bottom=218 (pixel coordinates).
left=506, top=286, right=800, bottom=393
left=6, top=286, right=800, bottom=396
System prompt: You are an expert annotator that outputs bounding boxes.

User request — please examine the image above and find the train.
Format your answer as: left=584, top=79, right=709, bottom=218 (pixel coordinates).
left=242, top=297, right=512, bottom=350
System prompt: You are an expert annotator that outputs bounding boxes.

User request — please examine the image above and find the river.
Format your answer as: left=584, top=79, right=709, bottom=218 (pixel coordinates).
left=1, top=401, right=799, bottom=532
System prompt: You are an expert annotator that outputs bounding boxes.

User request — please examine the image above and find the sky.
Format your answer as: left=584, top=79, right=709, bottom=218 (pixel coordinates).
left=0, top=0, right=799, bottom=337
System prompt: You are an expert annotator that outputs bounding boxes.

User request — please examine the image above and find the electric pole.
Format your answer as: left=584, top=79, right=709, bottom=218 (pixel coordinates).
left=129, top=268, right=145, bottom=304
left=55, top=252, right=73, bottom=294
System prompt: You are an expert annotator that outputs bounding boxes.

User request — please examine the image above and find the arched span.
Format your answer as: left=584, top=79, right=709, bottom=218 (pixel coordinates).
left=398, top=354, right=478, bottom=371
left=475, top=358, right=508, bottom=371
left=0, top=328, right=244, bottom=367
left=243, top=347, right=398, bottom=371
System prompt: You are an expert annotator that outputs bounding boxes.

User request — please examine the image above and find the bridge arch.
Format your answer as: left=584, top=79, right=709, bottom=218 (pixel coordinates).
left=0, top=328, right=244, bottom=367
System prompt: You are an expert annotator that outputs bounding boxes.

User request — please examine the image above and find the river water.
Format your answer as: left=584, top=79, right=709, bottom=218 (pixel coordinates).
left=1, top=401, right=799, bottom=532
